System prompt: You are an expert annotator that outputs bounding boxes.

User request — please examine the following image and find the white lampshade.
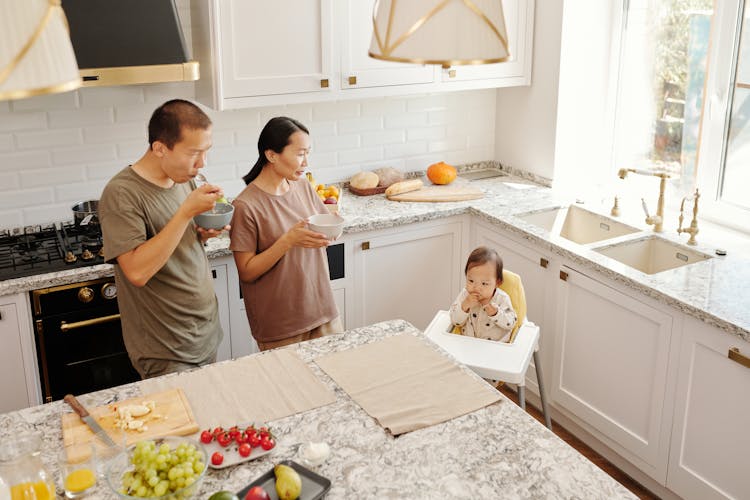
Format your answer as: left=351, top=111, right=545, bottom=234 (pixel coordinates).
left=0, top=0, right=81, bottom=101
left=369, top=0, right=510, bottom=67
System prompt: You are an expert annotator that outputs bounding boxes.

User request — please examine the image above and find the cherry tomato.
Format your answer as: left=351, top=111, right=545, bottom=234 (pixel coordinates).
left=248, top=431, right=261, bottom=448
left=260, top=436, right=275, bottom=451
left=258, top=426, right=270, bottom=438
left=200, top=430, right=213, bottom=444
left=236, top=432, right=249, bottom=445
left=211, top=451, right=224, bottom=466
left=212, top=426, right=224, bottom=437
left=238, top=442, right=252, bottom=457
left=217, top=431, right=232, bottom=447
left=244, top=425, right=257, bottom=435
left=228, top=425, right=241, bottom=440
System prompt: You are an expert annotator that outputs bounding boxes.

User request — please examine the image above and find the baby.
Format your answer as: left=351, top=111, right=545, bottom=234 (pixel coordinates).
left=449, top=246, right=517, bottom=342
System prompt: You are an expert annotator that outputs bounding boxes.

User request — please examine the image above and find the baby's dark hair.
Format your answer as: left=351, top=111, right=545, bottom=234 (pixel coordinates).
left=464, top=246, right=503, bottom=282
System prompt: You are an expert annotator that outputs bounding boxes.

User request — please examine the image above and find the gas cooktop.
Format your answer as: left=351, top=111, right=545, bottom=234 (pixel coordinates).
left=0, top=223, right=105, bottom=281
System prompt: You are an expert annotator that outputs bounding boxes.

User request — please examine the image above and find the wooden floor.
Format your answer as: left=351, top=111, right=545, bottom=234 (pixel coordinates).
left=496, top=385, right=660, bottom=500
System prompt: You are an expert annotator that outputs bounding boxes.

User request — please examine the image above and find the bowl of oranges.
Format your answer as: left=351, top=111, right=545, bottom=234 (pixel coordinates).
left=306, top=172, right=341, bottom=214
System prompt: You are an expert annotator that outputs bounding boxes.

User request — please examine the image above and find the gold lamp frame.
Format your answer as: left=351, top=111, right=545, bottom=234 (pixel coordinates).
left=369, top=0, right=510, bottom=68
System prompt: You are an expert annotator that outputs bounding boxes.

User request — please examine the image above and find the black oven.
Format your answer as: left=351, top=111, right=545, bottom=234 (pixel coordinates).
left=31, top=278, right=140, bottom=403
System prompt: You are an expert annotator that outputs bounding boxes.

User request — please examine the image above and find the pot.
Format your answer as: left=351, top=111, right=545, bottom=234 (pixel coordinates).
left=71, top=200, right=99, bottom=226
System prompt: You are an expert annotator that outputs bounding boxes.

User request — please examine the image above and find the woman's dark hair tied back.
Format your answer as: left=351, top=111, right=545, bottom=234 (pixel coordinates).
left=242, top=116, right=309, bottom=185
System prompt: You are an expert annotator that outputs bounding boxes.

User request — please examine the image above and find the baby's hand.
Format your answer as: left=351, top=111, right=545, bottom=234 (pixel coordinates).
left=461, top=292, right=480, bottom=312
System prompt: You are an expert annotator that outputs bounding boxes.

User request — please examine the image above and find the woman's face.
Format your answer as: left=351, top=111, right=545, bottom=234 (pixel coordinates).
left=465, top=261, right=499, bottom=304
left=267, top=131, right=311, bottom=181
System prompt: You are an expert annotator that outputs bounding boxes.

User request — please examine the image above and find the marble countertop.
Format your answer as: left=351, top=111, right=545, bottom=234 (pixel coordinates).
left=2, top=165, right=748, bottom=341
left=0, top=320, right=635, bottom=499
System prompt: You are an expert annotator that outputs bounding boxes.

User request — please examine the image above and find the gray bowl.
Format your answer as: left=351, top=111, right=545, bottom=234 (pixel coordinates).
left=193, top=202, right=234, bottom=230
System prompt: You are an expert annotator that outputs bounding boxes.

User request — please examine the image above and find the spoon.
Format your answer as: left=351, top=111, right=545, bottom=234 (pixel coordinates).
left=195, top=173, right=228, bottom=205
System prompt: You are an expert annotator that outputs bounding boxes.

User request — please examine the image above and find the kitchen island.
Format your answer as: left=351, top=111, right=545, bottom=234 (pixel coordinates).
left=0, top=319, right=634, bottom=499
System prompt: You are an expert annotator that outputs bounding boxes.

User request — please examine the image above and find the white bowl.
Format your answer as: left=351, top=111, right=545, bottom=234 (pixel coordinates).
left=308, top=213, right=344, bottom=240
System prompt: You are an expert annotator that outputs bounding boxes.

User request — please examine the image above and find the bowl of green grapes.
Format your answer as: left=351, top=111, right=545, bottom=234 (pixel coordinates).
left=106, top=437, right=207, bottom=499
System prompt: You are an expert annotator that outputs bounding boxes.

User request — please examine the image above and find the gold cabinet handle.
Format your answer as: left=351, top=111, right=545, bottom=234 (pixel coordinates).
left=320, top=79, right=329, bottom=88
left=540, top=258, right=549, bottom=268
left=559, top=270, right=568, bottom=281
left=448, top=69, right=456, bottom=78
left=361, top=241, right=370, bottom=251
left=728, top=347, right=750, bottom=369
left=348, top=75, right=357, bottom=85
left=61, top=314, right=120, bottom=332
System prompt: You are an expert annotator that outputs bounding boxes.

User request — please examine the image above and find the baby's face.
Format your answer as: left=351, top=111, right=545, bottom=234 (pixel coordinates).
left=465, top=261, right=499, bottom=303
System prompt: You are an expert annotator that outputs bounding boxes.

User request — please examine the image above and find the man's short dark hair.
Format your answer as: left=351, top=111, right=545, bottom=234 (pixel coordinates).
left=148, top=99, right=212, bottom=149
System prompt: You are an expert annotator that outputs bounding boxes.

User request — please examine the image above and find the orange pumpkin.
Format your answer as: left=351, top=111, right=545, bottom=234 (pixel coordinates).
left=426, top=161, right=457, bottom=185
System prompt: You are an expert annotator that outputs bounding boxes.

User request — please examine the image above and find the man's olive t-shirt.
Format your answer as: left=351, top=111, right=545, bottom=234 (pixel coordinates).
left=99, top=167, right=222, bottom=375
left=229, top=179, right=338, bottom=343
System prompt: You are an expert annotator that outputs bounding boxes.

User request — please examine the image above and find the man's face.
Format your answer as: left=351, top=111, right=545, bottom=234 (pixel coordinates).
left=155, top=126, right=212, bottom=183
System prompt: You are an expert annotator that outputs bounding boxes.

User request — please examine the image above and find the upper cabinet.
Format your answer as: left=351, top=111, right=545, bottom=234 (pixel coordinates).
left=191, top=0, right=535, bottom=110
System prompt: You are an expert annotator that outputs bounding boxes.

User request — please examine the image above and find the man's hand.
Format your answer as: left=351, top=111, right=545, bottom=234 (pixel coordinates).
left=183, top=183, right=225, bottom=218
left=197, top=225, right=230, bottom=243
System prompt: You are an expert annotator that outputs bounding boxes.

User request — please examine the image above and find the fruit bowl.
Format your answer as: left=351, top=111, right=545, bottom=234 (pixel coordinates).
left=194, top=202, right=234, bottom=230
left=308, top=214, right=344, bottom=240
left=105, top=437, right=207, bottom=500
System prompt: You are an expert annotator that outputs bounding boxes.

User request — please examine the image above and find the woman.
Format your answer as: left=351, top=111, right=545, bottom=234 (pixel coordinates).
left=229, top=117, right=343, bottom=351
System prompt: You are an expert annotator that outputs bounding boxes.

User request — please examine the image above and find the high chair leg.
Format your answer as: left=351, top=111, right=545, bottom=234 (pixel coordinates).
left=518, top=385, right=526, bottom=410
left=534, top=351, right=552, bottom=430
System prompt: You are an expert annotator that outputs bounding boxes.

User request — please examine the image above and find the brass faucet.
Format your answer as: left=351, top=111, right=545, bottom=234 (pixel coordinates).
left=677, top=188, right=700, bottom=245
left=617, top=168, right=671, bottom=233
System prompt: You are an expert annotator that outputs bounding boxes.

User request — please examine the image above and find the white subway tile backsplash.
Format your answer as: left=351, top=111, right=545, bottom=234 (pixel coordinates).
left=0, top=87, right=495, bottom=225
left=83, top=123, right=145, bottom=144
left=11, top=91, right=78, bottom=111
left=313, top=134, right=359, bottom=153
left=338, top=146, right=383, bottom=164
left=384, top=141, right=428, bottom=158
left=20, top=167, right=86, bottom=189
left=362, top=129, right=405, bottom=146
left=52, top=145, right=118, bottom=166
left=49, top=108, right=113, bottom=128
left=313, top=101, right=360, bottom=121
left=15, top=129, right=82, bottom=150
left=79, top=87, right=144, bottom=107
left=0, top=112, right=46, bottom=132
left=0, top=134, right=12, bottom=151
left=0, top=173, right=19, bottom=191
left=0, top=151, right=50, bottom=171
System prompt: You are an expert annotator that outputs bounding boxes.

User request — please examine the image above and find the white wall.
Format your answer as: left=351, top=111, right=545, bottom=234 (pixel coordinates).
left=493, top=0, right=563, bottom=181
left=0, top=87, right=496, bottom=229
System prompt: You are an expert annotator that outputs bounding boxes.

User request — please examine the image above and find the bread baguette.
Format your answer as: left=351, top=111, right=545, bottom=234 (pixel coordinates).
left=385, top=179, right=424, bottom=197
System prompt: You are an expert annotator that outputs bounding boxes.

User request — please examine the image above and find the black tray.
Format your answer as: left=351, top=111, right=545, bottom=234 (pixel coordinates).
left=237, top=460, right=331, bottom=500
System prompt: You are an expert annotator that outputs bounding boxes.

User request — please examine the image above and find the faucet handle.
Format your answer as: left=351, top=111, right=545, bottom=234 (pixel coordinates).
left=641, top=198, right=662, bottom=226
left=641, top=198, right=651, bottom=217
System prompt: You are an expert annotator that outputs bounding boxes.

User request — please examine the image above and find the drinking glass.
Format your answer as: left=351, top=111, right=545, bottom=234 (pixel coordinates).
left=59, top=444, right=97, bottom=498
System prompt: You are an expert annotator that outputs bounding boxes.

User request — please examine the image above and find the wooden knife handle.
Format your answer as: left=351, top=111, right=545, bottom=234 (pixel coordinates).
left=63, top=394, right=90, bottom=418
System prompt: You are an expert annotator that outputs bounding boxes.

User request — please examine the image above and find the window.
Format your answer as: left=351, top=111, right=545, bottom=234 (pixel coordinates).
left=612, top=0, right=749, bottom=232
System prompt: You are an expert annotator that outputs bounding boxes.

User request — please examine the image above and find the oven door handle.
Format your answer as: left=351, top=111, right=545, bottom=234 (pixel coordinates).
left=60, top=313, right=120, bottom=332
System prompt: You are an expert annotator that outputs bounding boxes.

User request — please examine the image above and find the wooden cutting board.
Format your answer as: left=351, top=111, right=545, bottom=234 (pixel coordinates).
left=387, top=184, right=484, bottom=202
left=61, top=388, right=200, bottom=462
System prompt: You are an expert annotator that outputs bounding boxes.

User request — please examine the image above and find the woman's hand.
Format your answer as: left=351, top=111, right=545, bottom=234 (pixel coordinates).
left=282, top=221, right=330, bottom=249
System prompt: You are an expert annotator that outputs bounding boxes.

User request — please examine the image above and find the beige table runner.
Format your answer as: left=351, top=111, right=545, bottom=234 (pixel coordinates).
left=140, top=349, right=336, bottom=428
left=315, top=334, right=501, bottom=435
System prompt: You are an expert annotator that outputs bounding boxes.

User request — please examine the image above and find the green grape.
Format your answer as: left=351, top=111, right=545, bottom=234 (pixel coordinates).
left=121, top=440, right=204, bottom=497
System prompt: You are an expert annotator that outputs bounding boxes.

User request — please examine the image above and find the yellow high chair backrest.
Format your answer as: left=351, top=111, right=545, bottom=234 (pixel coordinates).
left=498, top=269, right=526, bottom=343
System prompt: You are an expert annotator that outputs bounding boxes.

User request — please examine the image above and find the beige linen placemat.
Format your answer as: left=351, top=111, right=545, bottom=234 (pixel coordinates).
left=140, top=349, right=336, bottom=428
left=315, top=333, right=501, bottom=435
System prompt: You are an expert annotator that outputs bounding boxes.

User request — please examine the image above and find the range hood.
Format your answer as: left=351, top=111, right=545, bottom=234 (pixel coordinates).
left=61, top=0, right=198, bottom=87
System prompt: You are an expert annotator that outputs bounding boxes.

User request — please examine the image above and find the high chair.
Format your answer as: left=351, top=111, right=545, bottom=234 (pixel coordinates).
left=424, top=270, right=552, bottom=429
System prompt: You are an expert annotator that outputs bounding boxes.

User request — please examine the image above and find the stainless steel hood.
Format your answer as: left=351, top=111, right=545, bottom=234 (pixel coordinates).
left=61, top=0, right=198, bottom=87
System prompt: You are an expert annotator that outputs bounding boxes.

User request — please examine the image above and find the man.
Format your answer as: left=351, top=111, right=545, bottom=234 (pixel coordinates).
left=99, top=99, right=227, bottom=378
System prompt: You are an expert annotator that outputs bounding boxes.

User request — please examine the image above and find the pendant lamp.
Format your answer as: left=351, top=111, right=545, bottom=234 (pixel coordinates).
left=0, top=0, right=81, bottom=101
left=369, top=0, right=510, bottom=68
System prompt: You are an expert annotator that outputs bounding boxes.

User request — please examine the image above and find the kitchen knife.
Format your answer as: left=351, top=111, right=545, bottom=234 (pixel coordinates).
left=63, top=394, right=118, bottom=448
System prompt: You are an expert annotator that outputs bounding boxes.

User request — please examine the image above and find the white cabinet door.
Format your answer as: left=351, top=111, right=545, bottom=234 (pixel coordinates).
left=473, top=221, right=552, bottom=395
left=667, top=315, right=750, bottom=500
left=227, top=260, right=258, bottom=359
left=211, top=263, right=232, bottom=362
left=211, top=0, right=333, bottom=101
left=552, top=266, right=678, bottom=483
left=339, top=0, right=435, bottom=90
left=331, top=284, right=347, bottom=330
left=352, top=219, right=465, bottom=330
left=0, top=295, right=34, bottom=413
left=439, top=0, right=533, bottom=85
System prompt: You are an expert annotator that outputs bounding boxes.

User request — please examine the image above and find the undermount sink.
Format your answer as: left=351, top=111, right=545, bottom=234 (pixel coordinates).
left=517, top=205, right=640, bottom=245
left=594, top=236, right=713, bottom=274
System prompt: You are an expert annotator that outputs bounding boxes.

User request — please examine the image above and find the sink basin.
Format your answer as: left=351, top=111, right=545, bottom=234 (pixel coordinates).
left=594, top=236, right=712, bottom=274
left=517, top=205, right=640, bottom=245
